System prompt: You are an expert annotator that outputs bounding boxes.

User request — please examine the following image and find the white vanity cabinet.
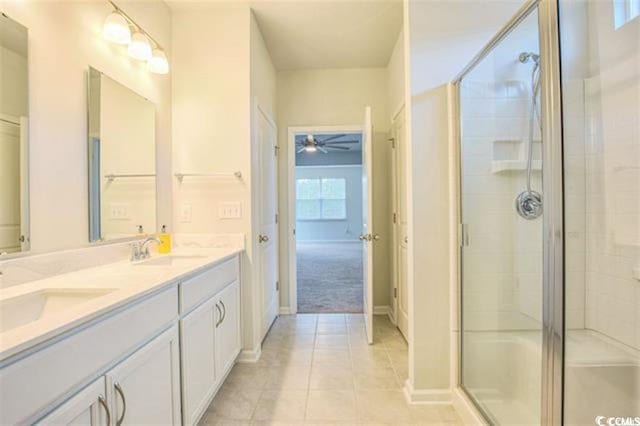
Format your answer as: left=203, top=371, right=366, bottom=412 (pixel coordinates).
left=215, top=280, right=241, bottom=377
left=107, top=325, right=181, bottom=426
left=36, top=378, right=108, bottom=426
left=179, top=259, right=241, bottom=425
left=0, top=252, right=243, bottom=426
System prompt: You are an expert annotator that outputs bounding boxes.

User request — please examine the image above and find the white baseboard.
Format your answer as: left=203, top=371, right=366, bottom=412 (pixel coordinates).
left=279, top=306, right=295, bottom=315
left=452, top=387, right=487, bottom=425
left=403, top=379, right=452, bottom=404
left=373, top=305, right=395, bottom=324
left=236, top=347, right=261, bottom=363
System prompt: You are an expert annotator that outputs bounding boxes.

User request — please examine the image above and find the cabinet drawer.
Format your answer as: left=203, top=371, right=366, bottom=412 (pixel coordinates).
left=0, top=286, right=178, bottom=425
left=180, top=256, right=239, bottom=313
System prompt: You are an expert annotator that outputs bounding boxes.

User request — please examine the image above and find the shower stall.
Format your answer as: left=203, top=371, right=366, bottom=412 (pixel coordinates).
left=454, top=0, right=639, bottom=424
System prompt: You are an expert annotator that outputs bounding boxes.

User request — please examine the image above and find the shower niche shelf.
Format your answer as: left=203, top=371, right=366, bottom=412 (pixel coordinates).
left=491, top=139, right=542, bottom=174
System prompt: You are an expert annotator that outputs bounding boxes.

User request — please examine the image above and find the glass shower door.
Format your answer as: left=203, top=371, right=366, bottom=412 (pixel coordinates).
left=559, top=0, right=640, bottom=424
left=458, top=7, right=544, bottom=425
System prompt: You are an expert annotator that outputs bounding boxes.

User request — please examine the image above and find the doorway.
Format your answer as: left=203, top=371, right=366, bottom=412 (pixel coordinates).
left=293, top=130, right=364, bottom=314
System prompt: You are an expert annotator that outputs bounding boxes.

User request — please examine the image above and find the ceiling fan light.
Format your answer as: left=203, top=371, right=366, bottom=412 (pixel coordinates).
left=128, top=31, right=152, bottom=61
left=305, top=145, right=317, bottom=153
left=148, top=48, right=169, bottom=74
left=102, top=11, right=131, bottom=45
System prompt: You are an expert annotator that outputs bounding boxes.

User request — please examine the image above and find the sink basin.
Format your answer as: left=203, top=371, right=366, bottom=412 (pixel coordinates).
left=135, top=255, right=207, bottom=266
left=0, top=288, right=116, bottom=333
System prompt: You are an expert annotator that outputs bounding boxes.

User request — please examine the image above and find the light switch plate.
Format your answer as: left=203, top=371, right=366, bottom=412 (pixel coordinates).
left=109, top=203, right=130, bottom=220
left=218, top=202, right=242, bottom=219
left=180, top=204, right=192, bottom=223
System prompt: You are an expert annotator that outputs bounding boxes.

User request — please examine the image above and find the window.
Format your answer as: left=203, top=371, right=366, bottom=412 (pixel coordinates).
left=614, top=0, right=640, bottom=29
left=296, top=178, right=347, bottom=220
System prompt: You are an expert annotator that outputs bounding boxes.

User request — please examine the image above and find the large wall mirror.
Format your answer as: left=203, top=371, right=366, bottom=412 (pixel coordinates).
left=88, top=67, right=157, bottom=242
left=0, top=13, right=29, bottom=255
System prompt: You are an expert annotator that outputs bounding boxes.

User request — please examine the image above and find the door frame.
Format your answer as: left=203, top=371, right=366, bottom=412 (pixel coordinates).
left=286, top=124, right=364, bottom=314
left=389, top=104, right=405, bottom=327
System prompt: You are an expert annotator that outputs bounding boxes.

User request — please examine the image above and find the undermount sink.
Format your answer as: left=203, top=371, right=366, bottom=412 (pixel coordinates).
left=135, top=255, right=208, bottom=266
left=0, top=288, right=116, bottom=333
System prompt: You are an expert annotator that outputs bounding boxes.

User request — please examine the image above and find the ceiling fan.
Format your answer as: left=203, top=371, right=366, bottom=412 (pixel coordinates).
left=296, top=134, right=359, bottom=154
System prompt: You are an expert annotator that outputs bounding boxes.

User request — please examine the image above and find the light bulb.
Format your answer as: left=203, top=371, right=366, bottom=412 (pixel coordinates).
left=128, top=31, right=152, bottom=61
left=102, top=11, right=131, bottom=45
left=148, top=48, right=169, bottom=74
left=305, top=145, right=317, bottom=153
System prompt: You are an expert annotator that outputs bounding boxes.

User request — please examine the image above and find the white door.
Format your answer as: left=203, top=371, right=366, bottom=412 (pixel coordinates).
left=215, top=280, right=241, bottom=375
left=362, top=106, right=374, bottom=344
left=391, top=108, right=409, bottom=340
left=36, top=378, right=108, bottom=426
left=180, top=297, right=217, bottom=425
left=107, top=326, right=181, bottom=426
left=257, top=107, right=279, bottom=339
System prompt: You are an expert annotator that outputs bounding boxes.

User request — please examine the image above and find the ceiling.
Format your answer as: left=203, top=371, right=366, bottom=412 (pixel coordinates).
left=251, top=0, right=403, bottom=70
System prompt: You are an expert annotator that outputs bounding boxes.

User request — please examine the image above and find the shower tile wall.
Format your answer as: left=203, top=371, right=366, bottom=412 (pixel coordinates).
left=461, top=79, right=544, bottom=331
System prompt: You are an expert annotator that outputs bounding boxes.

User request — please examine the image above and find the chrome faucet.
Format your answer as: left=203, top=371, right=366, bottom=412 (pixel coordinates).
left=130, top=236, right=162, bottom=262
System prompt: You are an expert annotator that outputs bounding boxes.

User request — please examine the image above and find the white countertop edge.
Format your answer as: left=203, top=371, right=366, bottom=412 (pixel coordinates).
left=0, top=248, right=243, bottom=363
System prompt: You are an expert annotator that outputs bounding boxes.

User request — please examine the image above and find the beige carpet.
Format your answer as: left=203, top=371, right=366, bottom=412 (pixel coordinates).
left=296, top=241, right=363, bottom=313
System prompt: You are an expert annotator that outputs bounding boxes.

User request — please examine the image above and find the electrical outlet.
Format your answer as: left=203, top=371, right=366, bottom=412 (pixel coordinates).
left=109, top=203, right=130, bottom=220
left=218, top=202, right=242, bottom=219
left=180, top=204, right=192, bottom=223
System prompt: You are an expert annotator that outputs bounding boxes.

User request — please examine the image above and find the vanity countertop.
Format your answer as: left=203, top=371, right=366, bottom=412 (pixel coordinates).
left=0, top=247, right=242, bottom=363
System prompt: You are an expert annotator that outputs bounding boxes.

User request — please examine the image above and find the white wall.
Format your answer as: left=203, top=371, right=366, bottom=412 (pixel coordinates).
left=295, top=165, right=363, bottom=242
left=387, top=29, right=405, bottom=120
left=406, top=0, right=524, bottom=395
left=276, top=67, right=392, bottom=311
left=1, top=0, right=172, bottom=253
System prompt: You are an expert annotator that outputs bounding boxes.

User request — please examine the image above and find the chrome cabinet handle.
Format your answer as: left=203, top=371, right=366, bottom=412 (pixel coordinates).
left=258, top=234, right=269, bottom=243
left=215, top=303, right=223, bottom=327
left=220, top=301, right=226, bottom=324
left=114, top=382, right=126, bottom=426
left=98, top=395, right=111, bottom=426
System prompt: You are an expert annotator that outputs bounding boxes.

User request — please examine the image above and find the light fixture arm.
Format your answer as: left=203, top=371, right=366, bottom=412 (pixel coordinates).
left=107, top=0, right=164, bottom=51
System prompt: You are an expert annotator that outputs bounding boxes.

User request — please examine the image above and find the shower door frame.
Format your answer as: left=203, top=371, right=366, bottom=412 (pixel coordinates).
left=452, top=0, right=565, bottom=424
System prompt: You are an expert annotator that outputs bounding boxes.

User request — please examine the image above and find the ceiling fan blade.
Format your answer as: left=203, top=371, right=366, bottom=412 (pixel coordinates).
left=317, top=134, right=346, bottom=143
left=297, top=147, right=306, bottom=154
left=318, top=146, right=329, bottom=154
left=326, top=145, right=350, bottom=150
left=323, top=140, right=359, bottom=145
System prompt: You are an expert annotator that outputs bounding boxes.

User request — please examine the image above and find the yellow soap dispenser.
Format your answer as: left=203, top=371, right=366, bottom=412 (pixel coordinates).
left=159, top=225, right=172, bottom=254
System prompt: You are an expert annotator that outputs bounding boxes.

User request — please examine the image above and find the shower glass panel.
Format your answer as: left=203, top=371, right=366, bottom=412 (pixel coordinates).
left=459, top=8, right=542, bottom=425
left=559, top=1, right=640, bottom=424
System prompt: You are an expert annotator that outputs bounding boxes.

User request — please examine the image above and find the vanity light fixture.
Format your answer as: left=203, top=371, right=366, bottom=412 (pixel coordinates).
left=102, top=1, right=169, bottom=74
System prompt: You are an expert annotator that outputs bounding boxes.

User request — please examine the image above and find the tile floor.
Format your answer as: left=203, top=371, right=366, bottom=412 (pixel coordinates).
left=199, top=314, right=462, bottom=425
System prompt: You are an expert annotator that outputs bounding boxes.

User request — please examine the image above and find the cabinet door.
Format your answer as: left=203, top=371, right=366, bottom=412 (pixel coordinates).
left=215, top=280, right=241, bottom=376
left=180, top=297, right=218, bottom=425
left=106, top=325, right=181, bottom=426
left=37, top=378, right=108, bottom=426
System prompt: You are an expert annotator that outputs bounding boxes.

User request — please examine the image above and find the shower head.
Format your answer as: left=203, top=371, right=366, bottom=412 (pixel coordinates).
left=519, top=52, right=540, bottom=64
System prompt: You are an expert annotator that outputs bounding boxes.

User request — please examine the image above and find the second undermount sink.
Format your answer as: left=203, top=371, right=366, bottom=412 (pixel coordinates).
left=135, top=255, right=208, bottom=266
left=0, top=288, right=116, bottom=333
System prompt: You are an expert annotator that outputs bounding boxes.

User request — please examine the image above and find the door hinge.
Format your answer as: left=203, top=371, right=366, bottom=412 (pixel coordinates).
left=392, top=212, right=397, bottom=224
left=293, top=228, right=296, bottom=236
left=389, top=138, right=396, bottom=149
left=276, top=281, right=280, bottom=291
left=275, top=213, right=279, bottom=224
left=274, top=146, right=280, bottom=156
left=459, top=223, right=470, bottom=247
left=394, top=287, right=398, bottom=298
